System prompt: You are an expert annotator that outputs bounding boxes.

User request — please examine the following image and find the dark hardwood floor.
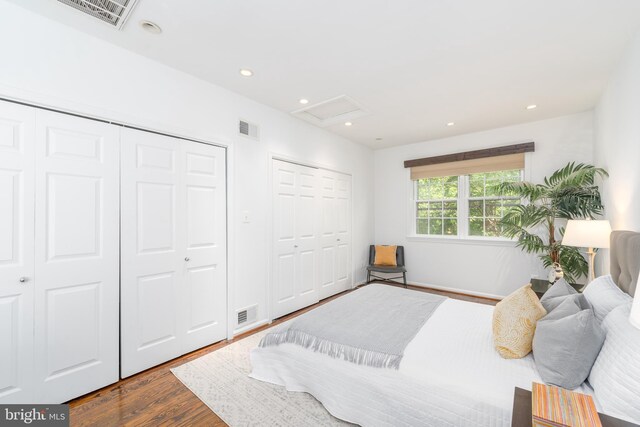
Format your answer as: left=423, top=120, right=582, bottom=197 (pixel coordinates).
left=68, top=282, right=498, bottom=426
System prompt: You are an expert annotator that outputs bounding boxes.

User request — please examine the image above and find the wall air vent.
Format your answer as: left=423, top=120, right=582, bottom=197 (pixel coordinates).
left=239, top=119, right=259, bottom=140
left=292, top=95, right=369, bottom=127
left=57, top=0, right=139, bottom=29
left=237, top=305, right=258, bottom=326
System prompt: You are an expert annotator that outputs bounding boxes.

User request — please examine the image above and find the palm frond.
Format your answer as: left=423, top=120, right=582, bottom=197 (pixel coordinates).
left=496, top=181, right=546, bottom=201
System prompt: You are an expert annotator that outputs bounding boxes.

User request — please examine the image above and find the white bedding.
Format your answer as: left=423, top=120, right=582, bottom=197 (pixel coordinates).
left=250, top=298, right=596, bottom=427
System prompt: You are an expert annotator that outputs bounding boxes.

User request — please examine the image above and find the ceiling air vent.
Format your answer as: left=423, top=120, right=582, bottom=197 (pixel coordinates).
left=57, top=0, right=139, bottom=29
left=239, top=119, right=259, bottom=140
left=292, top=95, right=369, bottom=127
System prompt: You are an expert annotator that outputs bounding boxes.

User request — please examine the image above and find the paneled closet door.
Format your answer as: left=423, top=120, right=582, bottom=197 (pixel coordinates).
left=272, top=160, right=320, bottom=319
left=181, top=140, right=227, bottom=353
left=34, top=110, right=120, bottom=403
left=121, top=129, right=227, bottom=377
left=0, top=102, right=35, bottom=403
left=120, top=129, right=183, bottom=377
left=334, top=172, right=352, bottom=293
left=318, top=170, right=352, bottom=300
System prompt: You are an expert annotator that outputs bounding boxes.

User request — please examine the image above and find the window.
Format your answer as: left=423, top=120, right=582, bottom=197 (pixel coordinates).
left=413, top=169, right=523, bottom=238
left=415, top=176, right=458, bottom=236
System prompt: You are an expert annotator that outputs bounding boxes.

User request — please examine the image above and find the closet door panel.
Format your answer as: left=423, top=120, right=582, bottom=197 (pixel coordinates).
left=182, top=141, right=226, bottom=353
left=34, top=110, right=119, bottom=403
left=334, top=173, right=352, bottom=292
left=295, top=167, right=319, bottom=305
left=318, top=171, right=338, bottom=299
left=120, top=129, right=182, bottom=377
left=271, top=160, right=320, bottom=319
left=272, top=161, right=298, bottom=318
left=0, top=101, right=35, bottom=403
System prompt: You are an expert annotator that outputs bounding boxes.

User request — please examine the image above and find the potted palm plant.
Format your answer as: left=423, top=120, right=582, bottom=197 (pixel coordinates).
left=497, top=162, right=608, bottom=283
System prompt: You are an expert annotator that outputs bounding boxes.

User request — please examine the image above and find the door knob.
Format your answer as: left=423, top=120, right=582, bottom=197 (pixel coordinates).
left=294, top=245, right=298, bottom=248
left=19, top=277, right=27, bottom=283
left=184, top=257, right=190, bottom=262
left=337, top=239, right=341, bottom=241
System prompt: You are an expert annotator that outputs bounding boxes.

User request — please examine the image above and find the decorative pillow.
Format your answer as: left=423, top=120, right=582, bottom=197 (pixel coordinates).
left=532, top=297, right=605, bottom=389
left=539, top=279, right=577, bottom=312
left=493, top=284, right=547, bottom=359
left=583, top=275, right=632, bottom=322
left=374, top=245, right=397, bottom=266
left=588, top=303, right=640, bottom=424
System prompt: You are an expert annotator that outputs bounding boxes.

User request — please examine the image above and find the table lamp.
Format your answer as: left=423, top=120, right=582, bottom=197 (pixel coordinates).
left=562, top=219, right=612, bottom=283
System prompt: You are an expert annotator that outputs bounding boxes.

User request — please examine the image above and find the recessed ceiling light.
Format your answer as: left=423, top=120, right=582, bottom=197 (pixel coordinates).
left=239, top=69, right=254, bottom=77
left=344, top=122, right=352, bottom=126
left=447, top=122, right=455, bottom=126
left=299, top=98, right=309, bottom=105
left=140, top=20, right=162, bottom=34
left=526, top=104, right=537, bottom=110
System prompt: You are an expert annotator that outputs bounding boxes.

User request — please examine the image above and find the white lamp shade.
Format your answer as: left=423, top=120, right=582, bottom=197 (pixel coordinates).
left=562, top=220, right=612, bottom=248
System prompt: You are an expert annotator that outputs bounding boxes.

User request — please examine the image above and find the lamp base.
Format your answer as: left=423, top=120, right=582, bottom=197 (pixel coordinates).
left=587, top=247, right=596, bottom=284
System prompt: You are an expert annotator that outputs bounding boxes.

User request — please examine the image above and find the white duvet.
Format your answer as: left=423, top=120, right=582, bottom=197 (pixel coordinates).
left=250, top=298, right=596, bottom=427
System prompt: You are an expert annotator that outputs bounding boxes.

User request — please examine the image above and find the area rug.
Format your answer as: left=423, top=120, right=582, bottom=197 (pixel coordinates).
left=171, top=329, right=353, bottom=426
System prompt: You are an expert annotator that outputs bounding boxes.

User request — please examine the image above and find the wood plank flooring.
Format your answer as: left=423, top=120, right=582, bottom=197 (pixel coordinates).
left=68, top=282, right=498, bottom=426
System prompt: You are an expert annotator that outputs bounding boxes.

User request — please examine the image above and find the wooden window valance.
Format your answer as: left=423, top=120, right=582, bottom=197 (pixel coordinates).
left=405, top=142, right=534, bottom=180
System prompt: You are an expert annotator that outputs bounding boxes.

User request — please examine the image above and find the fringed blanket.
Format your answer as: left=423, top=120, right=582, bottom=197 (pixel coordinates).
left=259, top=284, right=445, bottom=369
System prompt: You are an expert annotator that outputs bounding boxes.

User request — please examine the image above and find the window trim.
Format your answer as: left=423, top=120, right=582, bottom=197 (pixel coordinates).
left=406, top=166, right=527, bottom=243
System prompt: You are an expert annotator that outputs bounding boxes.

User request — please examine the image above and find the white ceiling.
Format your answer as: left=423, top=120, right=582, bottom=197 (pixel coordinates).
left=9, top=0, right=640, bottom=148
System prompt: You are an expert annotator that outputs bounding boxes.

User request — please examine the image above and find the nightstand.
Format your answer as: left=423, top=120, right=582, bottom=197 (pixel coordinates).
left=511, top=387, right=637, bottom=426
left=530, top=278, right=585, bottom=298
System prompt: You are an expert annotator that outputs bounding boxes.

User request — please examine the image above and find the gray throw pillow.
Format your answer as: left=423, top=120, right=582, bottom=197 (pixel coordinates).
left=539, top=279, right=578, bottom=312
left=532, top=297, right=605, bottom=389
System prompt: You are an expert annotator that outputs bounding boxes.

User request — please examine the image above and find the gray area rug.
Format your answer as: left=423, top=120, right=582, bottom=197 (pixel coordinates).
left=171, top=329, right=353, bottom=426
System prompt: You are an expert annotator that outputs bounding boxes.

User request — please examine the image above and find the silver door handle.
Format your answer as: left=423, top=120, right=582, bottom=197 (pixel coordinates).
left=19, top=277, right=27, bottom=283
left=184, top=257, right=190, bottom=262
left=337, top=239, right=341, bottom=241
left=294, top=245, right=298, bottom=248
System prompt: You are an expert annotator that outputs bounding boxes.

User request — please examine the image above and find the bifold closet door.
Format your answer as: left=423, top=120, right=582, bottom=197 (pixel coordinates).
left=120, top=128, right=226, bottom=377
left=33, top=110, right=120, bottom=403
left=272, top=160, right=321, bottom=319
left=0, top=102, right=35, bottom=403
left=318, top=170, right=352, bottom=300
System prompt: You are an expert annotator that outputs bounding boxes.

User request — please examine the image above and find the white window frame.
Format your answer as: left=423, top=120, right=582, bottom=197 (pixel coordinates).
left=414, top=176, right=460, bottom=237
left=407, top=167, right=527, bottom=245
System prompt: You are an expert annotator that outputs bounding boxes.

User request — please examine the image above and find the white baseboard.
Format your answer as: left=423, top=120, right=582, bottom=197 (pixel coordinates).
left=408, top=281, right=504, bottom=300
left=232, top=318, right=270, bottom=337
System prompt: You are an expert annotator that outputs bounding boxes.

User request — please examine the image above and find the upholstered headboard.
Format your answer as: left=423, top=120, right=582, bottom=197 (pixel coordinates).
left=610, top=230, right=640, bottom=296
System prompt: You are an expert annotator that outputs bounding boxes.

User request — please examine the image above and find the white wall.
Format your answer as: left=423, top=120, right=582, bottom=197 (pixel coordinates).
left=374, top=113, right=594, bottom=298
left=0, top=2, right=374, bottom=334
left=595, top=31, right=640, bottom=234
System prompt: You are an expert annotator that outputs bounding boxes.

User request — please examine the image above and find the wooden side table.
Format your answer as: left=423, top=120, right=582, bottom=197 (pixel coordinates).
left=511, top=387, right=637, bottom=426
left=530, top=278, right=585, bottom=298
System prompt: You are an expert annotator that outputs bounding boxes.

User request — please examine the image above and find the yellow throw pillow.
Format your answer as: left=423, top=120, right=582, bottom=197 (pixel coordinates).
left=374, top=245, right=397, bottom=266
left=493, top=284, right=547, bottom=359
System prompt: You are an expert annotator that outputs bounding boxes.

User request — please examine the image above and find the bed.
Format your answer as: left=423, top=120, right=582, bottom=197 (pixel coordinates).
left=250, top=231, right=640, bottom=426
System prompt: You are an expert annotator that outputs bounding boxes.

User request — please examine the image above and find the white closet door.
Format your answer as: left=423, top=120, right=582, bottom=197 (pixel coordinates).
left=334, top=172, right=352, bottom=293
left=318, top=170, right=352, bottom=300
left=181, top=140, right=226, bottom=353
left=121, top=129, right=182, bottom=377
left=318, top=170, right=338, bottom=299
left=34, top=110, right=120, bottom=403
left=121, top=129, right=227, bottom=377
left=272, top=160, right=320, bottom=319
left=0, top=102, right=35, bottom=403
